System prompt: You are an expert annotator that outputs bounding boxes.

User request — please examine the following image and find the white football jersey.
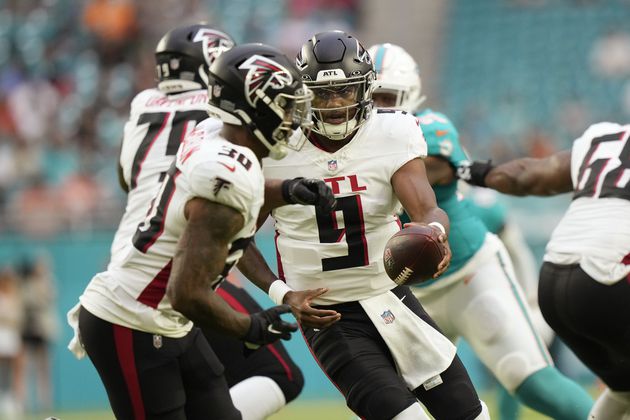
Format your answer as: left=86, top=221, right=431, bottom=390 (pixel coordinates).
left=110, top=88, right=217, bottom=269
left=264, top=109, right=427, bottom=305
left=81, top=122, right=264, bottom=337
left=545, top=122, right=630, bottom=284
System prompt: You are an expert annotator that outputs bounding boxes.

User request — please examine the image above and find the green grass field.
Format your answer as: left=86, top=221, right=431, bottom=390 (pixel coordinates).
left=22, top=395, right=556, bottom=420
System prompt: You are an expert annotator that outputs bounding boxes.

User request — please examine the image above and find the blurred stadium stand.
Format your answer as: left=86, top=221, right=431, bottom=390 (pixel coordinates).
left=0, top=0, right=626, bottom=413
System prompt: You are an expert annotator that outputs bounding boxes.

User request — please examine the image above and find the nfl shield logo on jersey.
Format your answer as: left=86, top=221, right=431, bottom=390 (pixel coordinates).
left=381, top=310, right=395, bottom=324
left=328, top=159, right=338, bottom=171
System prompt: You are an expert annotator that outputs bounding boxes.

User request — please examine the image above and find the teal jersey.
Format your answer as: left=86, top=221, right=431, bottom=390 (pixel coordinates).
left=464, top=188, right=508, bottom=235
left=404, top=109, right=488, bottom=280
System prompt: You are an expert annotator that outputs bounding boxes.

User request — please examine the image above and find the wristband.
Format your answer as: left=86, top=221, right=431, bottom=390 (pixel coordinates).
left=469, top=160, right=494, bottom=187
left=428, top=222, right=446, bottom=235
left=268, top=279, right=293, bottom=305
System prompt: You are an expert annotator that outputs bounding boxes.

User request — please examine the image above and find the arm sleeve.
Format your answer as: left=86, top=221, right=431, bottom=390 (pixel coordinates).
left=387, top=113, right=428, bottom=178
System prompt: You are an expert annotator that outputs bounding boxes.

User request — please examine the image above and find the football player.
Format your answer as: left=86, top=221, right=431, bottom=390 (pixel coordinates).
left=112, top=24, right=325, bottom=420
left=368, top=42, right=593, bottom=420
left=259, top=31, right=490, bottom=420
left=463, top=186, right=555, bottom=419
left=464, top=187, right=555, bottom=346
left=67, top=39, right=320, bottom=420
left=459, top=121, right=630, bottom=420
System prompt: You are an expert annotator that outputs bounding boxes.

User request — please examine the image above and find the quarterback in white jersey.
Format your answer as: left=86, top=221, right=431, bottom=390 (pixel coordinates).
left=266, top=108, right=428, bottom=305
left=70, top=40, right=315, bottom=420
left=459, top=121, right=630, bottom=420
left=256, top=31, right=489, bottom=420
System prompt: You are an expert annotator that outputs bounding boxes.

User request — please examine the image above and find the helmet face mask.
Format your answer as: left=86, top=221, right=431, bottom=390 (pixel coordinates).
left=367, top=43, right=425, bottom=113
left=206, top=45, right=313, bottom=160
left=296, top=31, right=374, bottom=141
left=271, top=89, right=313, bottom=154
left=155, top=24, right=235, bottom=94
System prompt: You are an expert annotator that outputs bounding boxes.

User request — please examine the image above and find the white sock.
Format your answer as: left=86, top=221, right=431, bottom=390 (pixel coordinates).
left=589, top=388, right=630, bottom=420
left=229, top=376, right=286, bottom=420
left=392, top=402, right=431, bottom=420
left=475, top=400, right=491, bottom=420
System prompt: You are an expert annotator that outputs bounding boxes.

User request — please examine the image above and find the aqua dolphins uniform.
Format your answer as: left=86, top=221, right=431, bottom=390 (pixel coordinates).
left=401, top=109, right=486, bottom=281
left=464, top=192, right=507, bottom=236
left=370, top=39, right=592, bottom=417
left=459, top=188, right=553, bottom=420
left=404, top=110, right=592, bottom=419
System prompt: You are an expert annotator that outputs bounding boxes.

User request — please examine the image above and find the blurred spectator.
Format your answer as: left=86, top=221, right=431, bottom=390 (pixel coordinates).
left=0, top=267, right=24, bottom=418
left=57, top=169, right=106, bottom=232
left=555, top=97, right=592, bottom=142
left=136, top=0, right=211, bottom=40
left=0, top=0, right=364, bottom=235
left=7, top=75, right=60, bottom=146
left=590, top=28, right=630, bottom=79
left=278, top=0, right=357, bottom=54
left=7, top=175, right=61, bottom=238
left=15, top=255, right=59, bottom=413
left=82, top=0, right=139, bottom=65
left=523, top=128, right=557, bottom=158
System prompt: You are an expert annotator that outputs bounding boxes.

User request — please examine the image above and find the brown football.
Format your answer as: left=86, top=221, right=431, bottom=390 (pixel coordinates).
left=383, top=225, right=445, bottom=286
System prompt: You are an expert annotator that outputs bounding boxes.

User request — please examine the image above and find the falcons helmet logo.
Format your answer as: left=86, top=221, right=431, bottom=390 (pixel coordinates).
left=239, top=55, right=294, bottom=107
left=192, top=29, right=234, bottom=66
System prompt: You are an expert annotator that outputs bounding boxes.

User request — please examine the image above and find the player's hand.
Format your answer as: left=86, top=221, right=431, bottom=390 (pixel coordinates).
left=284, top=288, right=341, bottom=329
left=456, top=160, right=494, bottom=187
left=244, top=305, right=298, bottom=346
left=282, top=178, right=337, bottom=213
left=433, top=233, right=452, bottom=278
left=404, top=222, right=451, bottom=278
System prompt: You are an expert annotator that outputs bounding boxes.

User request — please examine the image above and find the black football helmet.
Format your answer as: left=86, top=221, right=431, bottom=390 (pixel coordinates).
left=155, top=23, right=235, bottom=94
left=296, top=30, right=374, bottom=140
left=206, top=43, right=313, bottom=160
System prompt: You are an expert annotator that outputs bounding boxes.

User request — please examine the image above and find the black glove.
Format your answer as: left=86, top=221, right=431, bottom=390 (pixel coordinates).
left=243, top=304, right=298, bottom=346
left=282, top=178, right=337, bottom=213
left=456, top=160, right=494, bottom=187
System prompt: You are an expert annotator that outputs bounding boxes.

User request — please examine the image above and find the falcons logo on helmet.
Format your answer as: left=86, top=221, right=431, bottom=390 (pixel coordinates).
left=239, top=55, right=294, bottom=107
left=355, top=41, right=371, bottom=64
left=193, top=29, right=234, bottom=66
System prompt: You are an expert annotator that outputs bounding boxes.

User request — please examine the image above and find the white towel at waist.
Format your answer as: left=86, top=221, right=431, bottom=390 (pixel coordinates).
left=359, top=290, right=456, bottom=390
left=67, top=302, right=86, bottom=359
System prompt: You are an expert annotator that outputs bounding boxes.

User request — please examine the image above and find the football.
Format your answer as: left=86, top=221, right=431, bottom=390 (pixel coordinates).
left=383, top=225, right=445, bottom=286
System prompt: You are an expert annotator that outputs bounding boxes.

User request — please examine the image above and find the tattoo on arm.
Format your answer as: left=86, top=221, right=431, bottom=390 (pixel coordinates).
left=167, top=198, right=250, bottom=337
